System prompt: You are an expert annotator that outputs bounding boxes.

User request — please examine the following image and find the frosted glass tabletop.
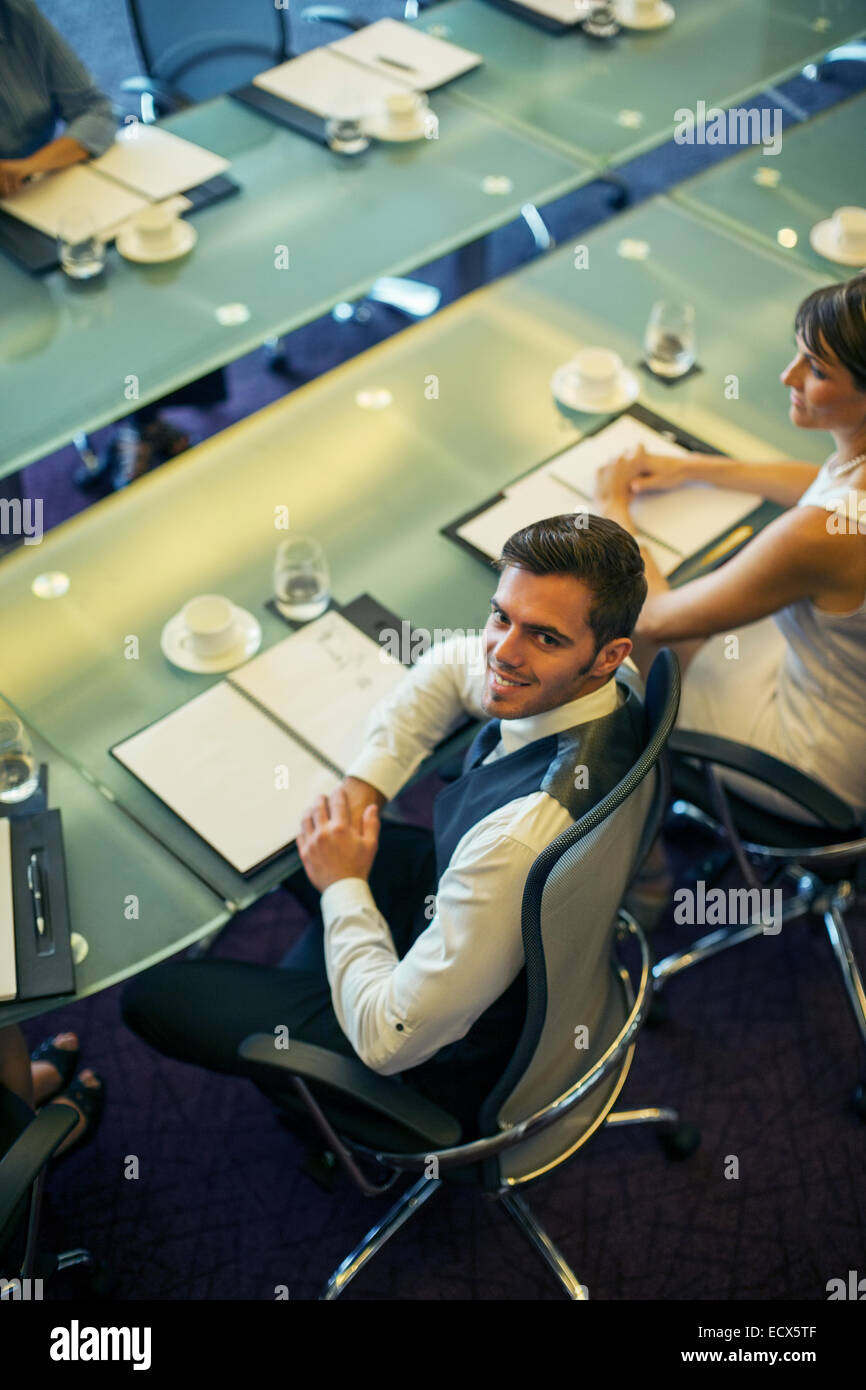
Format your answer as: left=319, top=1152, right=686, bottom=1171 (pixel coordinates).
left=0, top=198, right=829, bottom=905
left=0, top=727, right=228, bottom=1027
left=415, top=0, right=865, bottom=165
left=1, top=93, right=591, bottom=478
left=673, top=91, right=866, bottom=276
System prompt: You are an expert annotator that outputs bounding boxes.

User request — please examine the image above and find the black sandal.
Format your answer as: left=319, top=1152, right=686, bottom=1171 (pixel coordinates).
left=49, top=1073, right=106, bottom=1158
left=31, top=1037, right=79, bottom=1093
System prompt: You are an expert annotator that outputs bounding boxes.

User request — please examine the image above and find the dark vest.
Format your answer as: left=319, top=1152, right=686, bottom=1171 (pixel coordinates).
left=411, top=680, right=646, bottom=1131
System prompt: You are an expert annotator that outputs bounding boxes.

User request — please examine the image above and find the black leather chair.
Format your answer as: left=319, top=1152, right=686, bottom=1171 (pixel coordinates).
left=0, top=1083, right=108, bottom=1298
left=654, top=731, right=866, bottom=1119
left=238, top=650, right=699, bottom=1299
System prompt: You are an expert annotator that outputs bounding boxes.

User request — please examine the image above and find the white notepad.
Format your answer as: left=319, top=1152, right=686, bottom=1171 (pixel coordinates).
left=0, top=818, right=16, bottom=1004
left=457, top=461, right=682, bottom=576
left=497, top=0, right=589, bottom=25
left=0, top=164, right=148, bottom=239
left=92, top=125, right=229, bottom=201
left=540, top=417, right=760, bottom=560
left=112, top=610, right=408, bottom=876
left=331, top=18, right=482, bottom=90
left=253, top=48, right=413, bottom=119
left=232, top=610, right=406, bottom=775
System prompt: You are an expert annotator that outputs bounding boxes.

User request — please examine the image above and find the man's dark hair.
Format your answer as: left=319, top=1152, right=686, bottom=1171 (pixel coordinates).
left=497, top=513, right=648, bottom=650
left=795, top=274, right=866, bottom=393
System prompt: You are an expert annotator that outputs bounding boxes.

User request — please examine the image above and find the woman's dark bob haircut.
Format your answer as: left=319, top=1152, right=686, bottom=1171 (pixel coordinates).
left=795, top=273, right=866, bottom=392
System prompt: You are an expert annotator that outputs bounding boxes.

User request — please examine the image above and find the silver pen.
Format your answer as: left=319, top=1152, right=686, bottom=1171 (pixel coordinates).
left=27, top=852, right=46, bottom=937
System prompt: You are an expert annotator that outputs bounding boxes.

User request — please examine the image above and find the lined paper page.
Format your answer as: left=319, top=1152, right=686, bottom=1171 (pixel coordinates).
left=0, top=164, right=148, bottom=238
left=93, top=125, right=229, bottom=201
left=231, top=610, right=407, bottom=775
left=0, top=818, right=16, bottom=1003
left=457, top=468, right=682, bottom=576
left=542, top=417, right=760, bottom=557
left=113, top=685, right=336, bottom=875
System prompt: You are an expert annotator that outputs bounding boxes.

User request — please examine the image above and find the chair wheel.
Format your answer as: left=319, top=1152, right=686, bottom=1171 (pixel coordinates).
left=854, top=1084, right=866, bottom=1122
left=660, top=1123, right=700, bottom=1160
left=646, top=993, right=670, bottom=1027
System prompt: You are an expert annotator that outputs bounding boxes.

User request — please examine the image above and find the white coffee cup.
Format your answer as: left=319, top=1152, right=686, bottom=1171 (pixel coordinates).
left=565, top=347, right=625, bottom=404
left=385, top=91, right=426, bottom=125
left=133, top=204, right=180, bottom=250
left=181, top=594, right=239, bottom=657
left=831, top=207, right=866, bottom=259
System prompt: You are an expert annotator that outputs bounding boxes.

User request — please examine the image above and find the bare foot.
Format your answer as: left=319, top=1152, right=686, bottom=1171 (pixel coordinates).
left=50, top=1069, right=103, bottom=1156
left=31, top=1032, right=79, bottom=1106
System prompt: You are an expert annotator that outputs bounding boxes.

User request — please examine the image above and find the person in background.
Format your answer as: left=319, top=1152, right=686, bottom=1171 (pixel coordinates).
left=593, top=274, right=866, bottom=823
left=0, top=0, right=223, bottom=489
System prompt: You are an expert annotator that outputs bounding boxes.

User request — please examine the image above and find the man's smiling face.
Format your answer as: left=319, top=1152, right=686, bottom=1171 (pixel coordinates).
left=482, top=565, right=629, bottom=719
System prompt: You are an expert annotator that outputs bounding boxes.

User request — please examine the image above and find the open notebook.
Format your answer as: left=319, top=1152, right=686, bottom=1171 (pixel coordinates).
left=0, top=126, right=229, bottom=240
left=111, top=607, right=408, bottom=877
left=252, top=19, right=481, bottom=119
left=445, top=409, right=764, bottom=577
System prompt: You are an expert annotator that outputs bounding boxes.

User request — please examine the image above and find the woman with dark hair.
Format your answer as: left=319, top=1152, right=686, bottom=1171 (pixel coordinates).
left=593, top=274, right=866, bottom=819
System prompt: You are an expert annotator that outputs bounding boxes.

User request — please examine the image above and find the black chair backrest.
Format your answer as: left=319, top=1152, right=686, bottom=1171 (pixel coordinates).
left=477, top=650, right=680, bottom=1183
left=128, top=0, right=290, bottom=102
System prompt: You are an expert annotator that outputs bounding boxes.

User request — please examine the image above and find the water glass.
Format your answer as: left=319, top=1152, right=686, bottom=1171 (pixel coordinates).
left=57, top=209, right=105, bottom=280
left=325, top=117, right=370, bottom=156
left=273, top=537, right=331, bottom=622
left=643, top=300, right=696, bottom=379
left=0, top=711, right=39, bottom=804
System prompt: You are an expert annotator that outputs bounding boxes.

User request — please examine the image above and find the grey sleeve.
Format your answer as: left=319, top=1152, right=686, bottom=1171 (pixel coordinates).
left=32, top=3, right=116, bottom=155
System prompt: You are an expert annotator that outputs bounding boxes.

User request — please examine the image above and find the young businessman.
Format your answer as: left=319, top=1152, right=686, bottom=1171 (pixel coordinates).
left=122, top=514, right=648, bottom=1130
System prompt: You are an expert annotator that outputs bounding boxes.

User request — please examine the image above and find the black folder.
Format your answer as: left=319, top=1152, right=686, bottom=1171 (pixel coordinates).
left=5, top=810, right=75, bottom=1000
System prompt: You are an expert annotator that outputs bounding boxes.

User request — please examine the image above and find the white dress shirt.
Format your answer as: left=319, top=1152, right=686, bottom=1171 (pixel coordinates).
left=321, top=636, right=621, bottom=1076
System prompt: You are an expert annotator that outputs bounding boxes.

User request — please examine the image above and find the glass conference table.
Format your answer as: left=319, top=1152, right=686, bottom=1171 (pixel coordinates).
left=0, top=197, right=830, bottom=917
left=672, top=89, right=866, bottom=277
left=416, top=0, right=866, bottom=165
left=1, top=92, right=592, bottom=479
left=0, top=727, right=227, bottom=1028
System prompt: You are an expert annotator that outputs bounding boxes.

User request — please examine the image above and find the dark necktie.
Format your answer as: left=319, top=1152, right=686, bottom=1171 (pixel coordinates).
left=462, top=719, right=502, bottom=773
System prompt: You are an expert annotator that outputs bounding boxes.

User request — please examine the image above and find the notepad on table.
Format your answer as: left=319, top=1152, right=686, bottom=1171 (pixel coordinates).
left=253, top=48, right=414, bottom=120
left=111, top=609, right=407, bottom=877
left=0, top=164, right=149, bottom=239
left=92, top=125, right=229, bottom=201
left=448, top=412, right=763, bottom=577
left=331, top=18, right=482, bottom=90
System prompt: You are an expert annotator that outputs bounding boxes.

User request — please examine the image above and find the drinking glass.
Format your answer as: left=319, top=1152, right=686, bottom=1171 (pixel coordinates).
left=0, top=710, right=39, bottom=804
left=325, top=117, right=369, bottom=156
left=273, top=537, right=331, bottom=621
left=643, top=300, right=696, bottom=379
left=57, top=209, right=105, bottom=280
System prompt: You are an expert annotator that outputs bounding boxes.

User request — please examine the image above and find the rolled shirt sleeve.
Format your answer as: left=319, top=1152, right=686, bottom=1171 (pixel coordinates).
left=36, top=6, right=116, bottom=155
left=321, top=801, right=566, bottom=1075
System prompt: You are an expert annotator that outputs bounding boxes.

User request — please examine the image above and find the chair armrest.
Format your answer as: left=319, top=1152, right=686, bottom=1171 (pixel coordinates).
left=0, top=1104, right=77, bottom=1239
left=120, top=75, right=190, bottom=117
left=668, top=729, right=856, bottom=831
left=299, top=6, right=368, bottom=29
left=238, top=1035, right=461, bottom=1147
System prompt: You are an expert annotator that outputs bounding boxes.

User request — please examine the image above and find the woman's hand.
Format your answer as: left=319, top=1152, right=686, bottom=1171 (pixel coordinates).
left=619, top=445, right=692, bottom=495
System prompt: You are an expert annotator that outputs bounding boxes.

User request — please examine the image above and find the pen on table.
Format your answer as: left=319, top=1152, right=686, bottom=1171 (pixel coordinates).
left=376, top=53, right=416, bottom=71
left=699, top=525, right=754, bottom=568
left=27, top=851, right=51, bottom=947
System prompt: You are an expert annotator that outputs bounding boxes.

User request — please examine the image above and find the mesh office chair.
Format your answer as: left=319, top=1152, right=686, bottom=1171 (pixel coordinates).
left=0, top=1083, right=109, bottom=1298
left=123, top=0, right=290, bottom=118
left=654, top=731, right=866, bottom=1120
left=239, top=649, right=699, bottom=1300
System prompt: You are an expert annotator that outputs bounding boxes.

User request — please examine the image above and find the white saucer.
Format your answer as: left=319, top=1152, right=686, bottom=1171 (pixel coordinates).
left=551, top=364, right=640, bottom=414
left=364, top=114, right=429, bottom=143
left=614, top=1, right=675, bottom=29
left=116, top=221, right=198, bottom=264
left=809, top=219, right=866, bottom=267
left=161, top=606, right=262, bottom=673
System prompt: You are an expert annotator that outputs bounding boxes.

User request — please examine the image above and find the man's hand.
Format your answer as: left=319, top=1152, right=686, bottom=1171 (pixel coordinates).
left=341, top=775, right=387, bottom=827
left=297, top=786, right=380, bottom=893
left=593, top=447, right=640, bottom=527
left=0, top=159, right=36, bottom=197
